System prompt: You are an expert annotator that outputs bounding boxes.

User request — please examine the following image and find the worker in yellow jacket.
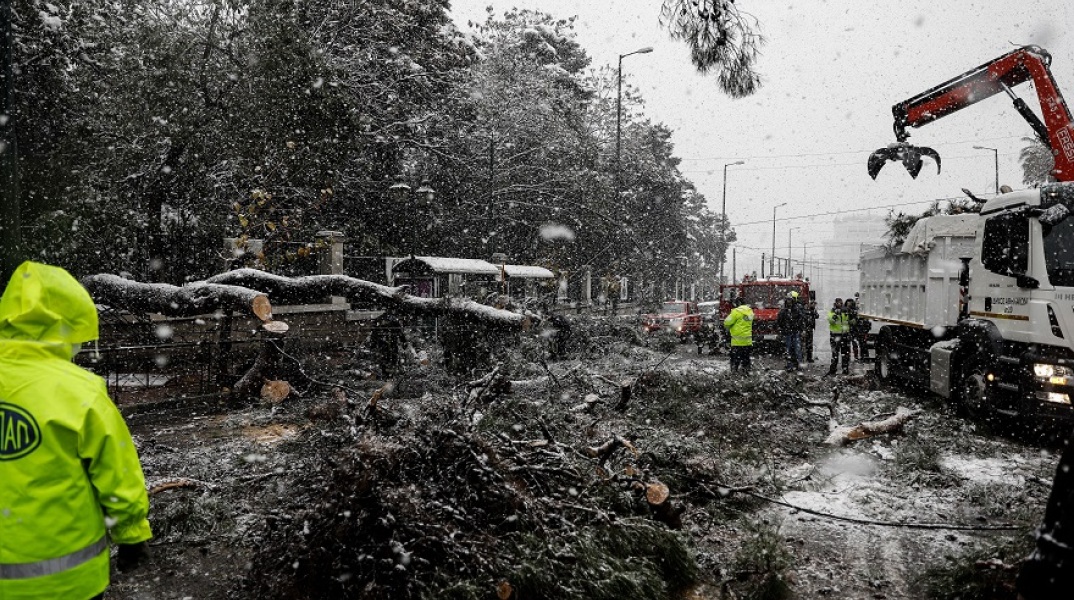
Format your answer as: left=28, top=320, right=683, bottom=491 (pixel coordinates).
left=0, top=262, right=152, bottom=599
left=723, top=303, right=754, bottom=373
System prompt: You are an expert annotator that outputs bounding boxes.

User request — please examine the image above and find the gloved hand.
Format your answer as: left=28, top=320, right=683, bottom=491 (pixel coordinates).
left=116, top=541, right=152, bottom=572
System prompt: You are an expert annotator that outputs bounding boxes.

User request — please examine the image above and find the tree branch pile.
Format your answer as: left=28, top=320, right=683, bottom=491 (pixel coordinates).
left=233, top=364, right=699, bottom=599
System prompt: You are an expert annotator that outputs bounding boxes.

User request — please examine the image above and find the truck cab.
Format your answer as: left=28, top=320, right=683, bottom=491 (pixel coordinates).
left=960, top=183, right=1074, bottom=419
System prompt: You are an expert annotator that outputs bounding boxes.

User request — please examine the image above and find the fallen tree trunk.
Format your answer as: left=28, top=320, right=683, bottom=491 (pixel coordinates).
left=206, top=269, right=403, bottom=307
left=824, top=406, right=921, bottom=446
left=83, top=273, right=273, bottom=321
left=207, top=269, right=532, bottom=329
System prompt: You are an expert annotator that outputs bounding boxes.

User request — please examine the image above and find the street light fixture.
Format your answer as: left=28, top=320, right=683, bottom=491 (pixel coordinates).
left=770, top=202, right=787, bottom=277
left=973, top=145, right=999, bottom=194
left=389, top=175, right=436, bottom=205
left=388, top=175, right=437, bottom=253
left=415, top=179, right=436, bottom=204
left=617, top=46, right=653, bottom=200
left=719, top=160, right=745, bottom=287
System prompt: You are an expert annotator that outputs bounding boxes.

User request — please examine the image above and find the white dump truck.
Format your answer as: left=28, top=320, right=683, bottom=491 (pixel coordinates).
left=859, top=184, right=1074, bottom=423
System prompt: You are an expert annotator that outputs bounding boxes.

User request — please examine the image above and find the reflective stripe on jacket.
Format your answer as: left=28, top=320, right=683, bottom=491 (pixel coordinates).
left=723, top=305, right=754, bottom=346
left=0, top=262, right=152, bottom=600
left=828, top=309, right=850, bottom=334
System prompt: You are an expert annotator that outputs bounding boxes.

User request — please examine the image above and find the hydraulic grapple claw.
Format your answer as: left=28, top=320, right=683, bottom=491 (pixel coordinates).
left=867, top=143, right=942, bottom=179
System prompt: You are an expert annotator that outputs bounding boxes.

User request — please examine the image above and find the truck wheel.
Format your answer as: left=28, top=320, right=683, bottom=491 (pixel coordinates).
left=957, top=356, right=993, bottom=420
left=874, top=334, right=891, bottom=383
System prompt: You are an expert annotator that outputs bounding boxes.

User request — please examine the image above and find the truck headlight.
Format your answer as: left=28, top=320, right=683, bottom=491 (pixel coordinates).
left=1033, top=363, right=1074, bottom=384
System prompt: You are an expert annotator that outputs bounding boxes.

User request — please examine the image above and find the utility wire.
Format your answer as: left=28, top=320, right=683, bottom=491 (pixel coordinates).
left=730, top=196, right=969, bottom=229
left=677, top=134, right=1028, bottom=162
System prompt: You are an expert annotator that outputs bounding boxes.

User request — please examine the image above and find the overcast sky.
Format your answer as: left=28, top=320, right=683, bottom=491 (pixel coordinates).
left=448, top=1, right=1073, bottom=273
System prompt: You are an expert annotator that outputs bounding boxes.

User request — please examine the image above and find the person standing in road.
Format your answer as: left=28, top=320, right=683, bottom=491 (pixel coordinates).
left=723, top=302, right=754, bottom=373
left=802, top=299, right=819, bottom=363
left=777, top=291, right=805, bottom=371
left=827, top=297, right=852, bottom=375
left=0, top=261, right=153, bottom=600
left=844, top=298, right=862, bottom=361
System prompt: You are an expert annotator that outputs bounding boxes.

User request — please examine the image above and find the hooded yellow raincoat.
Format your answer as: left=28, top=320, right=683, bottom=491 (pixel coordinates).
left=723, top=304, right=754, bottom=347
left=0, top=262, right=151, bottom=599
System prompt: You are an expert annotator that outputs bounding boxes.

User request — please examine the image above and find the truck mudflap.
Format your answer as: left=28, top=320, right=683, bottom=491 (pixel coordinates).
left=929, top=342, right=956, bottom=398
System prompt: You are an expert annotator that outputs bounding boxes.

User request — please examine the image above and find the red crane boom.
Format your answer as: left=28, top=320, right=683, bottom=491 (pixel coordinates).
left=869, top=45, right=1074, bottom=182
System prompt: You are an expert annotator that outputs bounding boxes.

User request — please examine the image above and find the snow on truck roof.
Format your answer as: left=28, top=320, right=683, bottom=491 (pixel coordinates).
left=900, top=214, right=979, bottom=255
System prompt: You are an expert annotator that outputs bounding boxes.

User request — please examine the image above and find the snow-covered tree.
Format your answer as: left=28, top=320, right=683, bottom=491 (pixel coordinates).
left=1019, top=136, right=1055, bottom=187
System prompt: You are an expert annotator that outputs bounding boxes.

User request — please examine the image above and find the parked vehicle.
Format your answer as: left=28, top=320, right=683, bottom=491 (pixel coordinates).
left=641, top=300, right=702, bottom=342
left=695, top=302, right=724, bottom=354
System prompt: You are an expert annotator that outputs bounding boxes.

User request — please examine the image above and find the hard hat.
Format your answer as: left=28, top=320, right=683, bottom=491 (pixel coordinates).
left=789, top=291, right=799, bottom=299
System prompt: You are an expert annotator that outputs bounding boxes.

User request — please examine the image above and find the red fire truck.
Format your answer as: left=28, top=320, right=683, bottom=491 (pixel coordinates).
left=717, top=276, right=814, bottom=349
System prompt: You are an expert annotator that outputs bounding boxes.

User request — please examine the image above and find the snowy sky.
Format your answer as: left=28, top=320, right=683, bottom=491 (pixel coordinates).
left=448, top=0, right=1074, bottom=273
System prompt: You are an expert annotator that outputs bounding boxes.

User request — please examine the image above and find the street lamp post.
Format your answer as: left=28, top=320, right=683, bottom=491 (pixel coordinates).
left=788, top=227, right=800, bottom=278
left=770, top=202, right=787, bottom=277
left=388, top=175, right=437, bottom=254
left=617, top=46, right=653, bottom=200
left=973, top=145, right=999, bottom=194
left=720, top=160, right=745, bottom=287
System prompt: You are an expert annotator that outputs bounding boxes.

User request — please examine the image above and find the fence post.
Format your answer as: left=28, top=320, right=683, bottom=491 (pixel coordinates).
left=316, top=231, right=346, bottom=304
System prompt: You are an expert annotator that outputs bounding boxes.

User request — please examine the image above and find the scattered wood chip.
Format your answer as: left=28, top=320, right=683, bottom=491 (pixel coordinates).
left=262, top=320, right=289, bottom=334
left=147, top=477, right=209, bottom=496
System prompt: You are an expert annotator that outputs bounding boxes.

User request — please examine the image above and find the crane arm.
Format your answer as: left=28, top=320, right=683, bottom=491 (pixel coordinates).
left=870, top=46, right=1074, bottom=181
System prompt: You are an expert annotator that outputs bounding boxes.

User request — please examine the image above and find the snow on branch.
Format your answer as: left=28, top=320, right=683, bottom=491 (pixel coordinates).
left=207, top=269, right=532, bottom=328
left=84, top=269, right=532, bottom=330
left=82, top=273, right=273, bottom=321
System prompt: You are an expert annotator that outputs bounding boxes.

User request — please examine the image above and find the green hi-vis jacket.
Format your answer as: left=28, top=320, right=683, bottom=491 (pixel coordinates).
left=723, top=304, right=754, bottom=347
left=0, top=262, right=151, bottom=600
left=828, top=309, right=851, bottom=334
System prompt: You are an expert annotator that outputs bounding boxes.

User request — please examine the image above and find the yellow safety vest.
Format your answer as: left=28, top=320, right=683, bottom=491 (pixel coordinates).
left=0, top=262, right=152, bottom=600
left=828, top=309, right=851, bottom=334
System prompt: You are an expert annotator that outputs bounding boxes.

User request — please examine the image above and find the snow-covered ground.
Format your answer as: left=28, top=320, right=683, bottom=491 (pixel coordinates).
left=105, top=330, right=1060, bottom=599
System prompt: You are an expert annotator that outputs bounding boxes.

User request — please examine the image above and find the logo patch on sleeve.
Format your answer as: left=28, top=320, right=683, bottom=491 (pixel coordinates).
left=0, top=402, right=43, bottom=460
